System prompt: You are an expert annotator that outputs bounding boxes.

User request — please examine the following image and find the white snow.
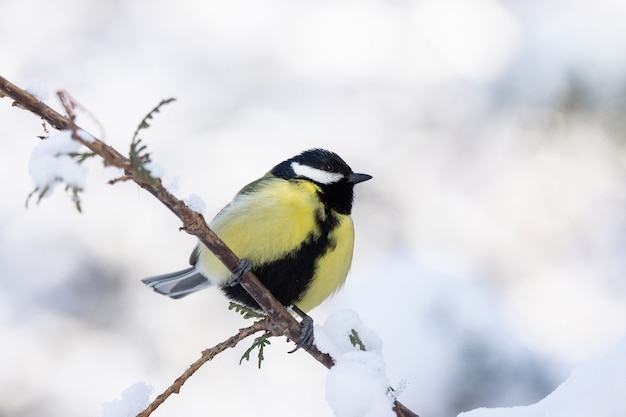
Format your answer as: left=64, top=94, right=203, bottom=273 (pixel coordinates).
left=75, top=129, right=96, bottom=143
left=315, top=310, right=395, bottom=417
left=164, top=176, right=180, bottom=194
left=29, top=130, right=87, bottom=196
left=315, top=309, right=383, bottom=359
left=25, top=78, right=49, bottom=102
left=184, top=193, right=206, bottom=214
left=459, top=335, right=626, bottom=417
left=101, top=382, right=154, bottom=417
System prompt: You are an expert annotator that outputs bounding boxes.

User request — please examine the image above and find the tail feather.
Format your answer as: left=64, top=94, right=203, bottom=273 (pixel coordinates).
left=142, top=267, right=212, bottom=299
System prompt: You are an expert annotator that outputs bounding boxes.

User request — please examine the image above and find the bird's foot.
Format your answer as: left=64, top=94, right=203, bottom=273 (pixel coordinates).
left=288, top=305, right=315, bottom=353
left=228, top=258, right=252, bottom=287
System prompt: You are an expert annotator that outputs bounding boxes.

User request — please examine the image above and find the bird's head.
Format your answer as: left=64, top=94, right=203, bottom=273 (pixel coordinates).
left=271, top=148, right=372, bottom=214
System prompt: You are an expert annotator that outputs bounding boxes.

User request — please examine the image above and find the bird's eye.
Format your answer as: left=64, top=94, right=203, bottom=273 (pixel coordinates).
left=322, top=163, right=333, bottom=171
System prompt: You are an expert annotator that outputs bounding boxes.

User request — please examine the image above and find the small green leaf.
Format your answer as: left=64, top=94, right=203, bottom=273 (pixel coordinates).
left=228, top=302, right=266, bottom=320
left=68, top=151, right=96, bottom=163
left=129, top=97, right=177, bottom=181
left=132, top=98, right=177, bottom=143
left=26, top=183, right=84, bottom=213
left=349, top=329, right=366, bottom=351
left=67, top=185, right=83, bottom=213
left=25, top=185, right=50, bottom=208
left=240, top=332, right=272, bottom=369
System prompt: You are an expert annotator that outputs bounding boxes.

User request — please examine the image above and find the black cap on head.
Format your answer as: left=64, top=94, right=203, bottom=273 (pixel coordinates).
left=273, top=149, right=371, bottom=184
left=272, top=149, right=371, bottom=214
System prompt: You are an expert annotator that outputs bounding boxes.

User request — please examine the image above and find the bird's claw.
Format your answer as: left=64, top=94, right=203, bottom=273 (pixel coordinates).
left=288, top=306, right=314, bottom=353
left=228, top=258, right=252, bottom=287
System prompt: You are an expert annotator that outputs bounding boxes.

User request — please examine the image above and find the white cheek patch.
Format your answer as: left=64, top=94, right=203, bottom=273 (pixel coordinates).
left=291, top=161, right=344, bottom=184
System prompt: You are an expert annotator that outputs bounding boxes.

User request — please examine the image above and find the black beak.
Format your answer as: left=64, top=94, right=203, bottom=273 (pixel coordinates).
left=348, top=173, right=373, bottom=184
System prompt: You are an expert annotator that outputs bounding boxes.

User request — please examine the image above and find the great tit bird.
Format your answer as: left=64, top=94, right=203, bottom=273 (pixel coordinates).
left=142, top=148, right=371, bottom=318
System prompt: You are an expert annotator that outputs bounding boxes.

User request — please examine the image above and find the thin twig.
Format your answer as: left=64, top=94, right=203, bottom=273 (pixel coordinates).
left=137, top=319, right=270, bottom=417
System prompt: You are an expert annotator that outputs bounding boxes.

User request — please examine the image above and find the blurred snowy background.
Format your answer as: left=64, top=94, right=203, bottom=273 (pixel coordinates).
left=2, top=0, right=626, bottom=416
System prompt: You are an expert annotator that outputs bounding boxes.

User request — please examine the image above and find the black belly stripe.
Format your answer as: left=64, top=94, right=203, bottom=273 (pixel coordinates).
left=220, top=207, right=339, bottom=310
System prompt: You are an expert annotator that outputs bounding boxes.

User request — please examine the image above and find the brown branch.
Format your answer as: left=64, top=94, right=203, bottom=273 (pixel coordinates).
left=137, top=319, right=270, bottom=417
left=393, top=401, right=420, bottom=417
left=0, top=74, right=417, bottom=417
left=0, top=75, right=72, bottom=131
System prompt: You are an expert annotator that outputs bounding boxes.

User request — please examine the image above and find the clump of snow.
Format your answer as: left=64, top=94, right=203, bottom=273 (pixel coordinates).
left=458, top=335, right=626, bottom=417
left=165, top=176, right=180, bottom=194
left=76, top=129, right=96, bottom=143
left=315, top=309, right=383, bottom=358
left=101, top=382, right=153, bottom=417
left=315, top=309, right=395, bottom=417
left=29, top=130, right=87, bottom=196
left=184, top=193, right=206, bottom=214
left=25, top=78, right=49, bottom=102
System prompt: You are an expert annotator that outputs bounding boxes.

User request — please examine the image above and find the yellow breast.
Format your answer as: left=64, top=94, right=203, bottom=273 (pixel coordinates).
left=195, top=178, right=325, bottom=283
left=295, top=213, right=354, bottom=312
